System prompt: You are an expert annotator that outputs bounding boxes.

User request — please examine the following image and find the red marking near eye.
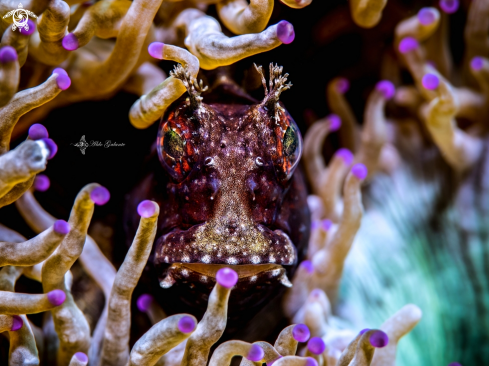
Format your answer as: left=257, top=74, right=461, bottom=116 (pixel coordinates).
left=157, top=108, right=196, bottom=181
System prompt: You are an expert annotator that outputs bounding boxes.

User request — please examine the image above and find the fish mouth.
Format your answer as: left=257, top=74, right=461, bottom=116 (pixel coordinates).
left=158, top=263, right=293, bottom=289
left=154, top=222, right=298, bottom=289
left=154, top=223, right=297, bottom=266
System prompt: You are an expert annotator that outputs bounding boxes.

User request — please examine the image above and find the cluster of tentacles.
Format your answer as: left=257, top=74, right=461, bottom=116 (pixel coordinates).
left=3, top=0, right=470, bottom=365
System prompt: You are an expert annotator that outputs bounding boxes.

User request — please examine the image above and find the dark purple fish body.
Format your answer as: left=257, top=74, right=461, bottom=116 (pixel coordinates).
left=126, top=79, right=310, bottom=326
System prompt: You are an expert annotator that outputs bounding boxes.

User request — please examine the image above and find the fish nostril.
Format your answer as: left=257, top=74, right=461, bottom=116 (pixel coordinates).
left=227, top=220, right=239, bottom=234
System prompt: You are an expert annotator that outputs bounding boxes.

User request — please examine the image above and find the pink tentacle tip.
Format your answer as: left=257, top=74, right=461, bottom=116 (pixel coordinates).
left=335, top=148, right=354, bottom=165
left=246, top=344, right=264, bottom=362
left=277, top=20, right=295, bottom=44
left=300, top=260, right=314, bottom=274
left=56, top=73, right=71, bottom=91
left=417, top=8, right=437, bottom=26
left=351, top=163, right=368, bottom=180
left=310, top=288, right=323, bottom=299
left=369, top=330, right=389, bottom=348
left=137, top=200, right=157, bottom=218
left=29, top=123, right=49, bottom=140
left=90, top=186, right=110, bottom=205
left=19, top=19, right=36, bottom=36
left=52, top=68, right=68, bottom=77
left=310, top=220, right=320, bottom=230
left=376, top=80, right=395, bottom=100
left=335, top=78, right=350, bottom=94
left=41, top=138, right=58, bottom=159
left=47, top=289, right=66, bottom=306
left=439, top=0, right=459, bottom=14
left=62, top=33, right=79, bottom=51
left=34, top=174, right=51, bottom=192
left=75, top=352, right=88, bottom=363
left=398, top=37, right=418, bottom=54
left=0, top=46, right=18, bottom=63
left=136, top=294, right=153, bottom=312
left=216, top=267, right=238, bottom=288
left=148, top=42, right=165, bottom=59
left=54, top=220, right=70, bottom=235
left=422, top=73, right=439, bottom=90
left=307, top=337, right=326, bottom=355
left=305, top=357, right=319, bottom=366
left=327, top=114, right=341, bottom=131
left=10, top=315, right=23, bottom=331
left=471, top=56, right=484, bottom=71
left=292, top=323, right=311, bottom=342
left=178, top=316, right=196, bottom=333
left=321, top=219, right=332, bottom=231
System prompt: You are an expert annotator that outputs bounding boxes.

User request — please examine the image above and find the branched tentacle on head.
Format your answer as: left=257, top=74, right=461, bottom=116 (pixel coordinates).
left=254, top=63, right=293, bottom=114
left=171, top=64, right=208, bottom=110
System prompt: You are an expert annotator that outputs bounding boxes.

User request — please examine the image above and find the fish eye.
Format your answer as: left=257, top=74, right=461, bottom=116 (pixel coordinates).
left=157, top=120, right=194, bottom=181
left=163, top=129, right=185, bottom=159
left=281, top=121, right=302, bottom=179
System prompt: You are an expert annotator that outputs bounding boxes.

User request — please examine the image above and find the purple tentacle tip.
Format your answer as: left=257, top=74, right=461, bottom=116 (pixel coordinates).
left=47, top=289, right=66, bottom=306
left=75, top=352, right=88, bottom=362
left=422, top=73, right=439, bottom=90
left=52, top=67, right=68, bottom=77
left=336, top=78, right=349, bottom=94
left=360, top=328, right=370, bottom=335
left=352, top=163, right=368, bottom=180
left=369, top=330, right=389, bottom=348
left=56, top=73, right=71, bottom=90
left=138, top=200, right=157, bottom=218
left=136, top=294, right=153, bottom=312
left=62, top=33, right=79, bottom=51
left=310, top=288, right=322, bottom=299
left=246, top=344, right=264, bottom=362
left=0, top=46, right=18, bottom=63
left=19, top=19, right=36, bottom=35
left=292, top=323, right=310, bottom=342
left=216, top=267, right=238, bottom=288
left=305, top=357, right=319, bottom=366
left=90, top=186, right=110, bottom=205
left=277, top=20, right=295, bottom=44
left=300, top=260, right=314, bottom=274
left=11, top=315, right=23, bottom=331
left=335, top=148, right=354, bottom=165
left=448, top=363, right=462, bottom=366
left=307, top=337, right=326, bottom=355
left=178, top=316, right=196, bottom=333
left=34, top=174, right=50, bottom=192
left=471, top=56, right=484, bottom=71
left=439, top=0, right=459, bottom=14
left=148, top=42, right=165, bottom=59
left=54, top=220, right=70, bottom=235
left=41, top=138, right=58, bottom=159
left=29, top=124, right=49, bottom=140
left=311, top=220, right=320, bottom=230
left=328, top=114, right=341, bottom=131
left=398, top=37, right=418, bottom=54
left=321, top=219, right=332, bottom=231
left=376, top=80, right=395, bottom=100
left=418, top=8, right=437, bottom=26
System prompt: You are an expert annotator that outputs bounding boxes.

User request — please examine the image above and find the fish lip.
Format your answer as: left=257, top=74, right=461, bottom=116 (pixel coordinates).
left=154, top=223, right=297, bottom=266
left=158, top=263, right=292, bottom=289
left=168, top=263, right=285, bottom=278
